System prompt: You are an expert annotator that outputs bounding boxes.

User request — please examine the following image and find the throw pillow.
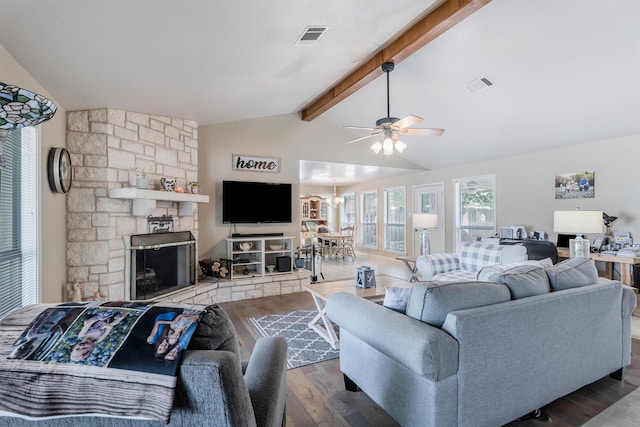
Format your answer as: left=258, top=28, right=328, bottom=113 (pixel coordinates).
left=383, top=286, right=411, bottom=313
left=494, top=265, right=550, bottom=299
left=405, top=281, right=511, bottom=327
left=545, top=257, right=599, bottom=291
left=187, top=304, right=240, bottom=359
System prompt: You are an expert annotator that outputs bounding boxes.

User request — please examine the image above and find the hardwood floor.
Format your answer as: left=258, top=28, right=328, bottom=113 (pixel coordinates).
left=218, top=252, right=640, bottom=426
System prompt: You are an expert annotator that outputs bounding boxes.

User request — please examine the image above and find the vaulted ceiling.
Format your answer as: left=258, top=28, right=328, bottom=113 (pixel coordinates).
left=1, top=0, right=638, bottom=182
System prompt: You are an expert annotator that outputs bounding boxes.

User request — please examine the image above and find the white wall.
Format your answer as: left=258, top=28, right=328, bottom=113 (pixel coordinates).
left=342, top=134, right=640, bottom=253
left=0, top=43, right=68, bottom=302
left=198, top=109, right=639, bottom=260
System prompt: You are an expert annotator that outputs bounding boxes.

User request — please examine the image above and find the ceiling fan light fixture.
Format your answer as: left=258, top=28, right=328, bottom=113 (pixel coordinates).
left=394, top=139, right=407, bottom=153
left=370, top=141, right=382, bottom=154
left=382, top=138, right=393, bottom=155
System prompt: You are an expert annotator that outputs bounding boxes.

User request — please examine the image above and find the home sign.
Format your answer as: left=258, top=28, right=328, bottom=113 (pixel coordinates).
left=232, top=154, right=280, bottom=173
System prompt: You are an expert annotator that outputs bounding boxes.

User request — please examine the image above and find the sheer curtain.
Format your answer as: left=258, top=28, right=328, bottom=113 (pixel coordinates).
left=0, top=127, right=39, bottom=318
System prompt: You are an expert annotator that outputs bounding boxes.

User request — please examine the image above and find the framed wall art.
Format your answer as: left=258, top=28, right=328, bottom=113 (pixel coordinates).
left=554, top=171, right=595, bottom=199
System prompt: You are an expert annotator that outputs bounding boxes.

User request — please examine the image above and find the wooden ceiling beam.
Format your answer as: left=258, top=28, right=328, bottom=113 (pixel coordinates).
left=299, top=0, right=492, bottom=121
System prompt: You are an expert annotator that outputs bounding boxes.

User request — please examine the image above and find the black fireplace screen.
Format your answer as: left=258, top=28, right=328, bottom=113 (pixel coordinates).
left=130, top=231, right=196, bottom=299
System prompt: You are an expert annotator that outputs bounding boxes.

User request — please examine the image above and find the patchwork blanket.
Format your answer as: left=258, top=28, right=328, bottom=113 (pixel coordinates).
left=0, top=301, right=206, bottom=423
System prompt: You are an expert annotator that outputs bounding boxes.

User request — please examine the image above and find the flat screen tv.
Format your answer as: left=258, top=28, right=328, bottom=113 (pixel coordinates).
left=222, top=180, right=292, bottom=224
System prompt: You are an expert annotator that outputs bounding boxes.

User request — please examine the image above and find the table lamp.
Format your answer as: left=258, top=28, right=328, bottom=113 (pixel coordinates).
left=553, top=210, right=602, bottom=258
left=413, top=213, right=438, bottom=256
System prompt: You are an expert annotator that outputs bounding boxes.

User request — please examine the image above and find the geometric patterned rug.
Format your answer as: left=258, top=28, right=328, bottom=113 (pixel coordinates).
left=249, top=308, right=339, bottom=369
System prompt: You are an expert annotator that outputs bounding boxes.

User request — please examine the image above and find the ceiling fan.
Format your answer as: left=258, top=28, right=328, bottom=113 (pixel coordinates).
left=345, top=61, right=444, bottom=155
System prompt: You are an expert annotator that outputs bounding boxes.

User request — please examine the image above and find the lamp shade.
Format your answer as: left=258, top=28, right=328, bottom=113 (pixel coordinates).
left=413, top=213, right=438, bottom=229
left=0, top=82, right=57, bottom=167
left=553, top=210, right=602, bottom=234
left=0, top=82, right=57, bottom=131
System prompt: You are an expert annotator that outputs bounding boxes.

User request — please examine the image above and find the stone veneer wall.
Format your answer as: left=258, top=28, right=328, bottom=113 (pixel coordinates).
left=65, top=109, right=199, bottom=301
left=64, top=108, right=311, bottom=305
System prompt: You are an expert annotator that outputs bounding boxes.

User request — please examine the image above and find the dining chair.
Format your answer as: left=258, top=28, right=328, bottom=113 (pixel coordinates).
left=340, top=225, right=357, bottom=260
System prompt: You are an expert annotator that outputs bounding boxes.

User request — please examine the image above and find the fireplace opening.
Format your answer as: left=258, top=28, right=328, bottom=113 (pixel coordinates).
left=130, top=231, right=196, bottom=299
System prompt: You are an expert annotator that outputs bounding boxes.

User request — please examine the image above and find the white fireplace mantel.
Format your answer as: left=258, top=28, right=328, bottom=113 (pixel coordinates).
left=109, top=188, right=210, bottom=216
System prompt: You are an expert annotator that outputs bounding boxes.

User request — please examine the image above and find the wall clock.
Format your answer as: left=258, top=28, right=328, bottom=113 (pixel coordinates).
left=47, top=147, right=72, bottom=193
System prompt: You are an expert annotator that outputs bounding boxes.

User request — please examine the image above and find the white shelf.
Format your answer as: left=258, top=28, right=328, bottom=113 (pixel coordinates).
left=109, top=188, right=209, bottom=216
left=225, top=236, right=294, bottom=279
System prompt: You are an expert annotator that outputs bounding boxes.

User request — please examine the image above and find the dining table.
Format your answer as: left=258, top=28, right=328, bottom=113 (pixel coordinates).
left=316, top=232, right=350, bottom=259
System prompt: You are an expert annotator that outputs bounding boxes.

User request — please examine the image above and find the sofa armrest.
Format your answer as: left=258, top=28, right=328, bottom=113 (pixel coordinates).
left=622, top=286, right=637, bottom=316
left=327, top=292, right=458, bottom=381
left=244, top=337, right=288, bottom=427
left=416, top=253, right=460, bottom=281
left=177, top=350, right=257, bottom=427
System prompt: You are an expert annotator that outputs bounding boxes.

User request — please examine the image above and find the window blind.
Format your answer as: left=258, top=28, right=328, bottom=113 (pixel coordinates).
left=0, top=127, right=39, bottom=319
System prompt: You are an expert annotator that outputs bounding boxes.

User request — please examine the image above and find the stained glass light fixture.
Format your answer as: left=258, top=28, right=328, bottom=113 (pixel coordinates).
left=0, top=82, right=57, bottom=167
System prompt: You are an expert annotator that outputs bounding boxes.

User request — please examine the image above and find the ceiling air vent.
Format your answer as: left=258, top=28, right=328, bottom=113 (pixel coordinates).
left=463, top=77, right=495, bottom=94
left=295, top=26, right=329, bottom=46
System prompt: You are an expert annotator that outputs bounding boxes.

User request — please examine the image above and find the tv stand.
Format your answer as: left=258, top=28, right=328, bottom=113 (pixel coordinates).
left=225, top=236, right=294, bottom=279
left=231, top=232, right=284, bottom=238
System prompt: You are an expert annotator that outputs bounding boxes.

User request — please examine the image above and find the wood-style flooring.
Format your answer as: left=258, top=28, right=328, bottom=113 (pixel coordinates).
left=218, top=252, right=640, bottom=427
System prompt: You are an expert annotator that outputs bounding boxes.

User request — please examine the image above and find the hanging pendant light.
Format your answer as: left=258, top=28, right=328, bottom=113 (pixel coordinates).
left=0, top=82, right=57, bottom=167
left=332, top=184, right=344, bottom=208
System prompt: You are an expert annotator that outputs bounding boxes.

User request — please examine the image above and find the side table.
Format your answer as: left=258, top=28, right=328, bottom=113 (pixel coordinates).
left=396, top=256, right=420, bottom=282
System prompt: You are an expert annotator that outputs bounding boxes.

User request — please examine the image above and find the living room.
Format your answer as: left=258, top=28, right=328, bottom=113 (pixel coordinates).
left=1, top=0, right=639, bottom=425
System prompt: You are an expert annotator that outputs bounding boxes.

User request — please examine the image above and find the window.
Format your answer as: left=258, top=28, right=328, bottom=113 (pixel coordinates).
left=0, top=128, right=39, bottom=318
left=340, top=192, right=355, bottom=227
left=360, top=191, right=377, bottom=248
left=384, top=186, right=405, bottom=252
left=454, top=174, right=495, bottom=245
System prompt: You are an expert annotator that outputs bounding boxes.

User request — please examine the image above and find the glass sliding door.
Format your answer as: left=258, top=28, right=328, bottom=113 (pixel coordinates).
left=360, top=191, right=377, bottom=249
left=384, top=186, right=405, bottom=252
left=340, top=192, right=355, bottom=227
left=454, top=174, right=496, bottom=247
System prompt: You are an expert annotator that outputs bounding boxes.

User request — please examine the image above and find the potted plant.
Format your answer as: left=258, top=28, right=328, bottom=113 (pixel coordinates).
left=132, top=168, right=148, bottom=189
left=294, top=247, right=306, bottom=269
left=188, top=181, right=200, bottom=194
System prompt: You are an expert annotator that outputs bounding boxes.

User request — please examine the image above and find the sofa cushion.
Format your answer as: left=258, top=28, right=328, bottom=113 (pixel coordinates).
left=383, top=286, right=411, bottom=313
left=458, top=243, right=504, bottom=272
left=406, top=281, right=511, bottom=327
left=545, top=257, right=599, bottom=291
left=188, top=304, right=240, bottom=359
left=477, top=258, right=554, bottom=281
left=491, top=265, right=550, bottom=299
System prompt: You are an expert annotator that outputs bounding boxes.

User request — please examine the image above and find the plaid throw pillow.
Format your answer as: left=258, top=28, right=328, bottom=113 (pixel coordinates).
left=459, top=243, right=504, bottom=272
left=426, top=253, right=461, bottom=275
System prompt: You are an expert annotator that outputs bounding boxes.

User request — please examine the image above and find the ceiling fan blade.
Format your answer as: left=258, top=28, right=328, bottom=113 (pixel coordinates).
left=345, top=125, right=380, bottom=131
left=344, top=131, right=383, bottom=144
left=401, top=127, right=445, bottom=136
left=391, top=114, right=423, bottom=130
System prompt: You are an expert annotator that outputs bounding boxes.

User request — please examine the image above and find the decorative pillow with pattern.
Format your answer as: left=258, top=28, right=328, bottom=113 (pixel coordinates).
left=458, top=243, right=504, bottom=272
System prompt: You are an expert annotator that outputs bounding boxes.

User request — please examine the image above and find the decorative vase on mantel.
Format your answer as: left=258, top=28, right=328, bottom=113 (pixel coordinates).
left=136, top=176, right=149, bottom=189
left=189, top=182, right=200, bottom=194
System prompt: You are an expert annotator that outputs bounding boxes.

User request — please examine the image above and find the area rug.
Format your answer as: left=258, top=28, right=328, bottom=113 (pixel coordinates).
left=249, top=308, right=339, bottom=369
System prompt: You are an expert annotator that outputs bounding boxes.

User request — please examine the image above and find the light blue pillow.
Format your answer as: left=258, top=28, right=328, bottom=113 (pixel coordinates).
left=383, top=286, right=411, bottom=313
left=545, top=257, right=599, bottom=291
left=495, top=265, right=550, bottom=299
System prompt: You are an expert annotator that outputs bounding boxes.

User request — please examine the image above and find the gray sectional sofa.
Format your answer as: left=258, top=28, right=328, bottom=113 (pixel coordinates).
left=326, top=257, right=636, bottom=427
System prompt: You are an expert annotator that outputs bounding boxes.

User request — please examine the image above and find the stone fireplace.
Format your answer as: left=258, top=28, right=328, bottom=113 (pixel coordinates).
left=65, top=109, right=200, bottom=301
left=129, top=230, right=196, bottom=299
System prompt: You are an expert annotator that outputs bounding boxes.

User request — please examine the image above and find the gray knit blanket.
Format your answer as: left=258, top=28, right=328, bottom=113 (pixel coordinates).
left=0, top=301, right=205, bottom=423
